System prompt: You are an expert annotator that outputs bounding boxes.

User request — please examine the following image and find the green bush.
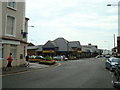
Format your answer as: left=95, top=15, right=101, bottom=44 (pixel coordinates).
left=45, top=56, right=53, bottom=61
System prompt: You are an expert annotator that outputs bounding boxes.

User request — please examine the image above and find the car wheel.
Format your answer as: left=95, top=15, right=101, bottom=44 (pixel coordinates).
left=105, top=66, right=108, bottom=69
left=110, top=67, right=113, bottom=71
left=114, top=71, right=117, bottom=76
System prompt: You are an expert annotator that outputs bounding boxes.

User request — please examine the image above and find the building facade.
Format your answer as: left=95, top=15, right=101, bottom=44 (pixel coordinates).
left=27, top=37, right=82, bottom=59
left=0, top=0, right=28, bottom=68
left=117, top=36, right=120, bottom=56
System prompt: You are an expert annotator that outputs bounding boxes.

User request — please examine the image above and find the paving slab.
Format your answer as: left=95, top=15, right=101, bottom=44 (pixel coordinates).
left=2, top=62, right=50, bottom=75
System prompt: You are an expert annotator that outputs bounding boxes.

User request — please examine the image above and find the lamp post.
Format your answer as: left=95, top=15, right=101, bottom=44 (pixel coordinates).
left=28, top=25, right=35, bottom=43
left=107, top=4, right=118, bottom=6
left=28, top=26, right=35, bottom=27
left=107, top=2, right=120, bottom=57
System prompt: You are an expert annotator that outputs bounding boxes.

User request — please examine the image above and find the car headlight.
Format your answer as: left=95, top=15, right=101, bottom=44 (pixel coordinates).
left=111, top=63, right=116, bottom=66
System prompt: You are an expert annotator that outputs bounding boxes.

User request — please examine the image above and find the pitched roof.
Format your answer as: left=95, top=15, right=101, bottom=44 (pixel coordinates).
left=82, top=45, right=98, bottom=52
left=69, top=41, right=81, bottom=48
left=54, top=37, right=68, bottom=51
left=27, top=45, right=40, bottom=50
left=36, top=45, right=43, bottom=51
left=28, top=43, right=35, bottom=46
left=42, top=40, right=58, bottom=48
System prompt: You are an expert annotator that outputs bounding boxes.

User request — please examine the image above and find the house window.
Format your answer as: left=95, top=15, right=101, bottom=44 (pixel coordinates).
left=6, top=15, right=15, bottom=36
left=24, top=46, right=26, bottom=57
left=0, top=44, right=3, bottom=60
left=7, top=0, right=16, bottom=10
left=10, top=45, right=17, bottom=59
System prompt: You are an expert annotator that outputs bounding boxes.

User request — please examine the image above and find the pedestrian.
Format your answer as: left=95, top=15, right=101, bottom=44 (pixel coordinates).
left=5, top=53, right=13, bottom=71
left=25, top=54, right=29, bottom=67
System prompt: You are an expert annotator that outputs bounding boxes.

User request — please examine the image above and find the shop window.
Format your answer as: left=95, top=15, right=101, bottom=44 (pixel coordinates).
left=24, top=46, right=26, bottom=57
left=0, top=44, right=3, bottom=60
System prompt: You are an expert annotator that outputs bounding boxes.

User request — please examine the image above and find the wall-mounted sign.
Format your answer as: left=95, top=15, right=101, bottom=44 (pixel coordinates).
left=77, top=50, right=82, bottom=53
left=22, top=32, right=27, bottom=38
left=43, top=50, right=55, bottom=53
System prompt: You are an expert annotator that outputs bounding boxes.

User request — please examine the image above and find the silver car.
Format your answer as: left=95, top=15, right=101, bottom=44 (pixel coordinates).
left=105, top=57, right=120, bottom=71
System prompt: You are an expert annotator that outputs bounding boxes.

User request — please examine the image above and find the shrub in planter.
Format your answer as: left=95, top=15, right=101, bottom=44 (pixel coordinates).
left=39, top=58, right=55, bottom=65
left=45, top=56, right=53, bottom=61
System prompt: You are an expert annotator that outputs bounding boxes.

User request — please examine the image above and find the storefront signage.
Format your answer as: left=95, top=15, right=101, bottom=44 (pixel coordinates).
left=43, top=50, right=55, bottom=53
left=77, top=50, right=82, bottom=53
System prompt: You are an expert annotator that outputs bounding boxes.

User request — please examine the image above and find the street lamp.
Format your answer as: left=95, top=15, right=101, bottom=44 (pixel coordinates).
left=107, top=4, right=118, bottom=6
left=107, top=2, right=120, bottom=57
left=28, top=25, right=35, bottom=44
left=28, top=26, right=35, bottom=27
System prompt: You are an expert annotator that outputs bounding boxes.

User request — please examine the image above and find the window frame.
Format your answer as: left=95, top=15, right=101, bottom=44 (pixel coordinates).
left=5, top=14, right=16, bottom=37
left=10, top=45, right=17, bottom=60
left=0, top=44, right=3, bottom=60
left=7, top=0, right=17, bottom=10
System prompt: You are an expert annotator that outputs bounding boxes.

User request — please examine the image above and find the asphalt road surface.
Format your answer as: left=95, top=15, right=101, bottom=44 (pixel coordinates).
left=2, top=58, right=116, bottom=88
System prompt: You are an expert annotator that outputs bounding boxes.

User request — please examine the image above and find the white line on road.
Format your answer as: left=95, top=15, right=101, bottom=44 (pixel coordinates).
left=111, top=80, right=114, bottom=84
left=109, top=71, right=112, bottom=74
left=112, top=74, right=114, bottom=77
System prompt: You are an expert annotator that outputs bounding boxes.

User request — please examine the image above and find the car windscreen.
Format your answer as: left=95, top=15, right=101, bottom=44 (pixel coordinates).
left=112, top=59, right=119, bottom=62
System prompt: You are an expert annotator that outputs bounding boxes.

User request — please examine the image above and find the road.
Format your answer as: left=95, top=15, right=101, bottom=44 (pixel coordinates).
left=2, top=58, right=116, bottom=88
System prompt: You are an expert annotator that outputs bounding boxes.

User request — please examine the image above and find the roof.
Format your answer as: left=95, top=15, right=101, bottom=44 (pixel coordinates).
left=42, top=40, right=58, bottom=48
left=82, top=45, right=99, bottom=52
left=36, top=45, right=43, bottom=51
left=69, top=41, right=81, bottom=48
left=54, top=37, right=69, bottom=51
left=27, top=45, right=40, bottom=50
left=28, top=43, right=35, bottom=46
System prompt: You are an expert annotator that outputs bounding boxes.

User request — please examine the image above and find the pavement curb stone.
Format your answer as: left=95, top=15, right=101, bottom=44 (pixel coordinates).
left=1, top=62, right=59, bottom=76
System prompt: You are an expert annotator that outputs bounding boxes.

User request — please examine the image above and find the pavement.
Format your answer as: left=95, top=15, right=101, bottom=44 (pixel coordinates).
left=1, top=62, right=57, bottom=76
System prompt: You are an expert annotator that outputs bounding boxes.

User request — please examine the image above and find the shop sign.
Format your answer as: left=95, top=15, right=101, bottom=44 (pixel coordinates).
left=77, top=50, right=82, bottom=53
left=43, top=50, right=55, bottom=53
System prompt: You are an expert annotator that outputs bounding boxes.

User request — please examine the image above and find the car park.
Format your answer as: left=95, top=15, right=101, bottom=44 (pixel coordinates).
left=105, top=57, right=120, bottom=71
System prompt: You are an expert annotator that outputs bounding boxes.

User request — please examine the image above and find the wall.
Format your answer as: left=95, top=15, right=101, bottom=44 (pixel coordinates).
left=2, top=2, right=25, bottom=40
left=1, top=1, right=26, bottom=68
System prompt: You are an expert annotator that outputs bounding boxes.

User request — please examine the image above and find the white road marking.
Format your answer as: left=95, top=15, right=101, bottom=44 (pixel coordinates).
left=109, top=71, right=112, bottom=74
left=111, top=80, right=114, bottom=84
left=112, top=74, right=114, bottom=77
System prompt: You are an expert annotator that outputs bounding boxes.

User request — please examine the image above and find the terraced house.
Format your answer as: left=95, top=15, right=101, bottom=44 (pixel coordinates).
left=0, top=0, right=29, bottom=68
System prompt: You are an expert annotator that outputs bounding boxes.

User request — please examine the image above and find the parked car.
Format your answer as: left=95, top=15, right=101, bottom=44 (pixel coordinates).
left=105, top=57, right=120, bottom=71
left=53, top=56, right=62, bottom=61
left=53, top=56, right=68, bottom=61
left=64, top=57, right=68, bottom=61
left=114, top=60, right=120, bottom=81
left=37, top=56, right=45, bottom=60
left=95, top=55, right=104, bottom=58
left=114, top=82, right=120, bottom=89
left=105, top=55, right=111, bottom=58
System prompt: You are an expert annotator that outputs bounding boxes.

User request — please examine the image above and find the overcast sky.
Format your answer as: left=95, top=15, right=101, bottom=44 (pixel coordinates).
left=26, top=0, right=119, bottom=50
